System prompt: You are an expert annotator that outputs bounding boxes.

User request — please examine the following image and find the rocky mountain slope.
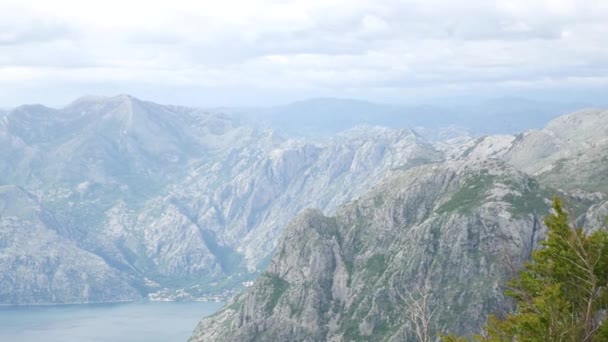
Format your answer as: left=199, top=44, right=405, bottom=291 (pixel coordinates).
left=190, top=159, right=555, bottom=341
left=0, top=185, right=140, bottom=304
left=505, top=109, right=608, bottom=193
left=457, top=109, right=608, bottom=193
left=191, top=109, right=608, bottom=341
left=0, top=95, right=440, bottom=303
left=148, top=126, right=441, bottom=272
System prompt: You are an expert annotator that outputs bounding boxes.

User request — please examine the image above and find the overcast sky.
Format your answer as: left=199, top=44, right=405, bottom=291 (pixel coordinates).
left=1, top=0, right=607, bottom=107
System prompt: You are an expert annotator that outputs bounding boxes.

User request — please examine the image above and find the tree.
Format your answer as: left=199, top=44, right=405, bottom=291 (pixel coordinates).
left=397, top=279, right=436, bottom=342
left=444, top=197, right=608, bottom=341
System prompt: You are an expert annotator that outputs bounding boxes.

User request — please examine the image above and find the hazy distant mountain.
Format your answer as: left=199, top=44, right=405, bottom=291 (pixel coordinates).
left=229, top=97, right=587, bottom=136
left=230, top=98, right=404, bottom=137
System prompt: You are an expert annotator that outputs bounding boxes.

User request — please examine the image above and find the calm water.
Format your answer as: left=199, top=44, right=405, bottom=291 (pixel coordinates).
left=0, top=301, right=223, bottom=342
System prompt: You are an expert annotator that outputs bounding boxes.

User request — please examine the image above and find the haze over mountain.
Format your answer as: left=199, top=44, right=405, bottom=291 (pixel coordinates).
left=227, top=97, right=588, bottom=137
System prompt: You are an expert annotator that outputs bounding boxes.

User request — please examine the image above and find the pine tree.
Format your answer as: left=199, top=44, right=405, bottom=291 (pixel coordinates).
left=444, top=197, right=608, bottom=342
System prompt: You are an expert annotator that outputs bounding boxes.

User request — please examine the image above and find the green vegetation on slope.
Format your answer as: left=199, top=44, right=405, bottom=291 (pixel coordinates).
left=503, top=178, right=551, bottom=217
left=437, top=170, right=495, bottom=214
left=262, top=273, right=290, bottom=314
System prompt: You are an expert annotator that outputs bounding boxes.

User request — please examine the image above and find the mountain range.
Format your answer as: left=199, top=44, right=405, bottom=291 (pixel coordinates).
left=0, top=95, right=440, bottom=304
left=2, top=95, right=606, bottom=340
left=190, top=109, right=608, bottom=341
left=227, top=97, right=588, bottom=137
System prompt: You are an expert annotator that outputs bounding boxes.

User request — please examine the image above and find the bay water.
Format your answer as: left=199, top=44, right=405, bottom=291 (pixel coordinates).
left=0, top=301, right=223, bottom=342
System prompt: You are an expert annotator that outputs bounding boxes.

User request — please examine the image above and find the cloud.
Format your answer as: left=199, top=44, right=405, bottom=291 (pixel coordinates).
left=0, top=0, right=607, bottom=106
left=0, top=14, right=74, bottom=45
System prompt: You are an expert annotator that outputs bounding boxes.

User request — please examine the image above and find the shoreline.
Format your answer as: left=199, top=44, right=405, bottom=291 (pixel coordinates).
left=0, top=299, right=137, bottom=307
left=0, top=299, right=224, bottom=308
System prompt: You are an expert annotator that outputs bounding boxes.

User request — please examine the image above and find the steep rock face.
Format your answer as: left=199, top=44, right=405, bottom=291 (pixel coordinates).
left=191, top=159, right=553, bottom=341
left=92, top=125, right=439, bottom=287
left=583, top=198, right=608, bottom=229
left=149, top=126, right=441, bottom=271
left=0, top=186, right=140, bottom=304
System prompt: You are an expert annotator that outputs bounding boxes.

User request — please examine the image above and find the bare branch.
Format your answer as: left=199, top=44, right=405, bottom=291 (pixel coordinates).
left=396, top=279, right=435, bottom=342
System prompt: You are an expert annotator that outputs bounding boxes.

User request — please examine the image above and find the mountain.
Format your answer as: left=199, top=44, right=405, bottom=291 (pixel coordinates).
left=230, top=98, right=406, bottom=137
left=229, top=97, right=586, bottom=137
left=456, top=109, right=608, bottom=194
left=190, top=109, right=608, bottom=341
left=190, top=159, right=554, bottom=341
left=0, top=185, right=140, bottom=304
left=90, top=125, right=441, bottom=295
left=0, top=95, right=256, bottom=301
left=0, top=95, right=441, bottom=303
left=505, top=109, right=608, bottom=193
left=148, top=126, right=441, bottom=273
left=0, top=95, right=242, bottom=191
left=2, top=94, right=604, bottom=313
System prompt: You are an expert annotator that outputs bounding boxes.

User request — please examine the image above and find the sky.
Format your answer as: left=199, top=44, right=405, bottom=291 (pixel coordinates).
left=1, top=0, right=607, bottom=107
